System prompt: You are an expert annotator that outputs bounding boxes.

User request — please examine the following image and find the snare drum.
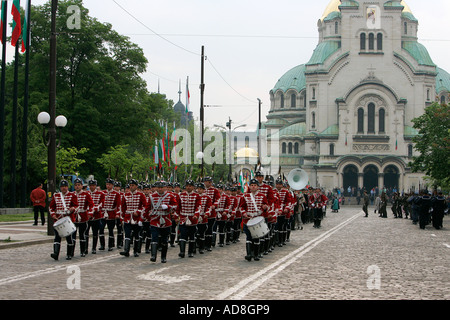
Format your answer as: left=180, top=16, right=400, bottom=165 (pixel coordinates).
left=246, top=216, right=269, bottom=238
left=53, top=216, right=76, bottom=237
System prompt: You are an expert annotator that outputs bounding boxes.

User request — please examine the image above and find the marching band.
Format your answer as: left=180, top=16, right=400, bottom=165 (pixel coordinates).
left=49, top=173, right=329, bottom=263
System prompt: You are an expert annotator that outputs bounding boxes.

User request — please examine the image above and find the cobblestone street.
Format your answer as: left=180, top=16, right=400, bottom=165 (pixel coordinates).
left=0, top=207, right=448, bottom=301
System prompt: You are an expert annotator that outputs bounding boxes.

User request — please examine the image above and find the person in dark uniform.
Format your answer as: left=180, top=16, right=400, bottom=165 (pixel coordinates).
left=362, top=190, right=369, bottom=217
left=431, top=191, right=446, bottom=230
left=415, top=191, right=432, bottom=230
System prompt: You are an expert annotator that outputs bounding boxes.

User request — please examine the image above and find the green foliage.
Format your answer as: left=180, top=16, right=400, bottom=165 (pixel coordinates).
left=410, top=102, right=450, bottom=190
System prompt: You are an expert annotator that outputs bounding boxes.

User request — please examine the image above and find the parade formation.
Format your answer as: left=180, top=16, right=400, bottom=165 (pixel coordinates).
left=47, top=169, right=335, bottom=263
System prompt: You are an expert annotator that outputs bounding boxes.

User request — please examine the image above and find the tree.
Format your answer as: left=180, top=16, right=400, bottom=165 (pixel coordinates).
left=409, top=102, right=450, bottom=190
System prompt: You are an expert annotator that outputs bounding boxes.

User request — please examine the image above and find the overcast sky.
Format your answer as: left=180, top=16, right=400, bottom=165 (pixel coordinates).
left=14, top=0, right=450, bottom=131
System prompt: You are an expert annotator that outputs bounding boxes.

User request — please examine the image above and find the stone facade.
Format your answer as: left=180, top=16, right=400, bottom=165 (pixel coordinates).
left=265, top=0, right=449, bottom=193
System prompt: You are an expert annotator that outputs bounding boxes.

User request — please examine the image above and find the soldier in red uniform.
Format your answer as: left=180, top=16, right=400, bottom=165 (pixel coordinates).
left=87, top=180, right=105, bottom=254
left=274, top=178, right=294, bottom=246
left=73, top=178, right=94, bottom=257
left=49, top=180, right=78, bottom=260
left=232, top=185, right=243, bottom=244
left=226, top=186, right=239, bottom=245
left=100, top=178, right=121, bottom=251
left=203, top=177, right=221, bottom=251
left=141, top=183, right=153, bottom=254
left=145, top=181, right=178, bottom=263
left=310, top=188, right=328, bottom=228
left=239, top=179, right=269, bottom=261
left=215, top=184, right=232, bottom=247
left=120, top=179, right=147, bottom=257
left=113, top=181, right=125, bottom=248
left=196, top=182, right=212, bottom=254
left=177, top=180, right=201, bottom=258
left=170, top=182, right=182, bottom=247
left=254, top=172, right=275, bottom=256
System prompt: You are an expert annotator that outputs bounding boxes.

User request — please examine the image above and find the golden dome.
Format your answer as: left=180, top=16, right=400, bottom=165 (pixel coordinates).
left=320, top=0, right=413, bottom=21
left=235, top=147, right=258, bottom=158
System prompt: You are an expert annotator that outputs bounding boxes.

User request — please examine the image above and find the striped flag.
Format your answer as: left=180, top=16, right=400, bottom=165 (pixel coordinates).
left=185, top=76, right=190, bottom=114
left=0, top=0, right=7, bottom=45
left=11, top=0, right=21, bottom=47
left=21, top=0, right=29, bottom=52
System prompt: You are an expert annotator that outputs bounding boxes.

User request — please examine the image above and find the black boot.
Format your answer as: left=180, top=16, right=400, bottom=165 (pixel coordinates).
left=205, top=235, right=212, bottom=251
left=108, top=236, right=114, bottom=251
left=117, top=233, right=123, bottom=249
left=133, top=240, right=140, bottom=257
left=51, top=243, right=60, bottom=261
left=145, top=237, right=151, bottom=254
left=66, top=244, right=74, bottom=260
left=198, top=237, right=205, bottom=254
left=212, top=233, right=217, bottom=247
left=80, top=240, right=86, bottom=257
left=120, top=239, right=131, bottom=257
left=150, top=243, right=158, bottom=262
left=92, top=236, right=98, bottom=254
left=161, top=243, right=168, bottom=263
left=99, top=235, right=105, bottom=250
left=179, top=240, right=186, bottom=258
left=170, top=233, right=176, bottom=247
left=219, top=233, right=225, bottom=247
left=188, top=241, right=195, bottom=257
left=253, top=242, right=260, bottom=261
left=245, top=242, right=253, bottom=261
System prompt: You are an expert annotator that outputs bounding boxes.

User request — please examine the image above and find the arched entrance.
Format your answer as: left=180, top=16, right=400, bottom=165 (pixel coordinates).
left=363, top=165, right=378, bottom=192
left=384, top=165, right=399, bottom=191
left=343, top=165, right=358, bottom=192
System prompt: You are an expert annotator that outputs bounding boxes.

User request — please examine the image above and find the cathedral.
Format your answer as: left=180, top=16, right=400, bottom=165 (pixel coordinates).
left=264, top=0, right=450, bottom=193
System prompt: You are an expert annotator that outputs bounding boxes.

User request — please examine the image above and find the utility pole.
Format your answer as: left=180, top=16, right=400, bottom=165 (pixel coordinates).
left=257, top=98, right=262, bottom=164
left=226, top=117, right=232, bottom=181
left=199, top=46, right=205, bottom=177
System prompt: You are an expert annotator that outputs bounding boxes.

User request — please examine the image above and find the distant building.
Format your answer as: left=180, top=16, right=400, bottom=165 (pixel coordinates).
left=264, top=0, right=450, bottom=193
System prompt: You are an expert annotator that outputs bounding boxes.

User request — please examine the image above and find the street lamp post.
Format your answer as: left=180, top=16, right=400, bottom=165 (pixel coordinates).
left=214, top=118, right=246, bottom=181
left=38, top=112, right=67, bottom=236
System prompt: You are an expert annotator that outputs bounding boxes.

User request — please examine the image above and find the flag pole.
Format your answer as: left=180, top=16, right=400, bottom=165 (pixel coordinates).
left=20, top=0, right=31, bottom=207
left=10, top=39, right=19, bottom=207
left=0, top=0, right=8, bottom=208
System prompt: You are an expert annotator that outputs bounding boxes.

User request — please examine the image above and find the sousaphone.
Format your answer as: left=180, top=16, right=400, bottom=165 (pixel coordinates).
left=287, top=168, right=309, bottom=191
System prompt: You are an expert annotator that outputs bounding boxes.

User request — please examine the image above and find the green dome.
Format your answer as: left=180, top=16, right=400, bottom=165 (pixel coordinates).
left=271, top=64, right=306, bottom=94
left=436, top=67, right=450, bottom=93
left=278, top=122, right=307, bottom=138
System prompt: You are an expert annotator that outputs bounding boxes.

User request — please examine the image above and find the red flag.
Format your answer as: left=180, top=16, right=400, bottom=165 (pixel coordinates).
left=11, top=0, right=21, bottom=47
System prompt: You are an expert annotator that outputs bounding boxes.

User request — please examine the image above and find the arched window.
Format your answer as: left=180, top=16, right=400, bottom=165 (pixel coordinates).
left=280, top=94, right=284, bottom=108
left=427, top=89, right=430, bottom=101
left=357, top=108, right=364, bottom=133
left=312, top=88, right=316, bottom=100
left=294, top=142, right=299, bottom=154
left=441, top=95, right=446, bottom=105
left=360, top=33, right=366, bottom=50
left=288, top=142, right=293, bottom=154
left=330, top=143, right=335, bottom=156
left=404, top=22, right=408, bottom=35
left=291, top=94, right=296, bottom=108
left=335, top=21, right=339, bottom=34
left=312, top=112, right=316, bottom=129
left=369, top=33, right=375, bottom=50
left=408, top=144, right=413, bottom=157
left=379, top=108, right=385, bottom=133
left=368, top=103, right=375, bottom=133
left=377, top=33, right=383, bottom=50
left=282, top=142, right=287, bottom=154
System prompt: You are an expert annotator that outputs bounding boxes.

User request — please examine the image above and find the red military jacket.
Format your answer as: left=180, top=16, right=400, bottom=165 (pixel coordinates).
left=121, top=190, right=147, bottom=224
left=49, top=191, right=79, bottom=222
left=205, top=186, right=221, bottom=219
left=102, top=189, right=121, bottom=220
left=215, top=192, right=232, bottom=221
left=228, top=195, right=239, bottom=221
left=239, top=191, right=269, bottom=225
left=276, top=188, right=294, bottom=217
left=178, top=191, right=201, bottom=226
left=233, top=193, right=244, bottom=219
left=144, top=191, right=178, bottom=228
left=199, top=194, right=212, bottom=224
left=74, top=190, right=94, bottom=223
left=89, top=190, right=105, bottom=220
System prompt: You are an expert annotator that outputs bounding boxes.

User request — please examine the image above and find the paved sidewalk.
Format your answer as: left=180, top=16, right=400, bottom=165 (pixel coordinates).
left=0, top=221, right=53, bottom=249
